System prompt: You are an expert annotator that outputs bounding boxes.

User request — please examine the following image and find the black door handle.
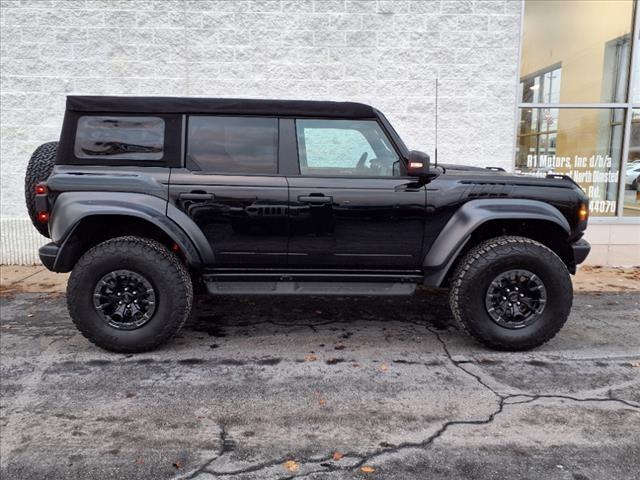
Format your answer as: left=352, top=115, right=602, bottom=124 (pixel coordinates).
left=179, top=192, right=214, bottom=201
left=298, top=195, right=332, bottom=205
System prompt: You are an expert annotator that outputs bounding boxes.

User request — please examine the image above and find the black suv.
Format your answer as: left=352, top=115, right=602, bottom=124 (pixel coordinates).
left=25, top=96, right=590, bottom=353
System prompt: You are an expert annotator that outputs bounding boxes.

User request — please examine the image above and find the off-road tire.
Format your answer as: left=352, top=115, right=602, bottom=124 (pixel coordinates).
left=24, top=141, right=58, bottom=238
left=67, top=236, right=193, bottom=353
left=449, top=235, right=572, bottom=351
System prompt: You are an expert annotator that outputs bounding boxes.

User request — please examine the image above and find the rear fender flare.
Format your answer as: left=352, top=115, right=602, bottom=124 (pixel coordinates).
left=422, top=199, right=570, bottom=287
left=50, top=192, right=214, bottom=268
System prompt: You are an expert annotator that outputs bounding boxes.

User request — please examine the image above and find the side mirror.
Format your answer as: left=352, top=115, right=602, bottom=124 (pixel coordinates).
left=407, top=150, right=430, bottom=177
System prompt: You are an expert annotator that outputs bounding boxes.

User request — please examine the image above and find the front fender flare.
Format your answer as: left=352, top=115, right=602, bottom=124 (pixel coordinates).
left=422, top=199, right=571, bottom=287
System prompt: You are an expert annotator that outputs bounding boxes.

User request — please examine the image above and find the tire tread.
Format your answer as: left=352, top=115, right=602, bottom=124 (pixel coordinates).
left=449, top=235, right=572, bottom=351
left=24, top=141, right=58, bottom=238
left=67, top=236, right=193, bottom=353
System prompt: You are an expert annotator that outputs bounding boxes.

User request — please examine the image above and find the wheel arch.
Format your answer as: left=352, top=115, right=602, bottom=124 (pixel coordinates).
left=423, top=199, right=573, bottom=287
left=49, top=192, right=214, bottom=272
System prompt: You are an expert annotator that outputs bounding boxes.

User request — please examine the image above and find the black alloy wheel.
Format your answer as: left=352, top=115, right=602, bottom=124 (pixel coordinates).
left=92, top=269, right=157, bottom=330
left=484, top=269, right=547, bottom=329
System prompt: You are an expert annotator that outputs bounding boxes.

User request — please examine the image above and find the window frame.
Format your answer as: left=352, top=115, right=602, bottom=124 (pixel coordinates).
left=289, top=117, right=407, bottom=179
left=66, top=112, right=181, bottom=167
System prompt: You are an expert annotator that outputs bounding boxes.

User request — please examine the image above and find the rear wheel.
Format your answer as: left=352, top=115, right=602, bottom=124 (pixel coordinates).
left=24, top=141, right=58, bottom=238
left=67, top=236, right=193, bottom=353
left=449, top=236, right=572, bottom=351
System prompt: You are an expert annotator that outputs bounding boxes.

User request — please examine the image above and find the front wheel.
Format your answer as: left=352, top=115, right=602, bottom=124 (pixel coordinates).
left=67, top=236, right=193, bottom=353
left=449, top=236, right=572, bottom=351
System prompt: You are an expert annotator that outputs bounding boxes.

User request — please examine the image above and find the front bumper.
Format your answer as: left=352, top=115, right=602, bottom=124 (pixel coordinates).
left=39, top=242, right=60, bottom=271
left=571, top=238, right=591, bottom=265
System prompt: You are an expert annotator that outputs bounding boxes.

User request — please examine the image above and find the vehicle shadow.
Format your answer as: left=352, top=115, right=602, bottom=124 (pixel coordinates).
left=181, top=287, right=456, bottom=339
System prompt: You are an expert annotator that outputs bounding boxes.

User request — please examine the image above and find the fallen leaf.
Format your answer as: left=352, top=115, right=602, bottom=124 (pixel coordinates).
left=318, top=398, right=326, bottom=407
left=173, top=460, right=183, bottom=469
left=283, top=460, right=300, bottom=472
left=304, top=353, right=317, bottom=362
left=334, top=344, right=346, bottom=350
left=379, top=362, right=389, bottom=372
left=135, top=458, right=144, bottom=464
left=361, top=465, right=376, bottom=473
left=332, top=451, right=344, bottom=461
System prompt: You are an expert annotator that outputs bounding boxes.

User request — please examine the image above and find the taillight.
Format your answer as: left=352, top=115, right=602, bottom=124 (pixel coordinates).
left=35, top=183, right=47, bottom=195
left=37, top=211, right=49, bottom=223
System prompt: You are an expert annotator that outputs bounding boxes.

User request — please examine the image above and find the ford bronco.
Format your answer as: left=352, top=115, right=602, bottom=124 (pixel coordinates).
left=25, top=96, right=591, bottom=353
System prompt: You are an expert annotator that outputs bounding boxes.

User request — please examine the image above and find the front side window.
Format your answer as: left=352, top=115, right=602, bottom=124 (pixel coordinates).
left=187, top=116, right=278, bottom=174
left=296, top=119, right=399, bottom=177
left=74, top=116, right=164, bottom=160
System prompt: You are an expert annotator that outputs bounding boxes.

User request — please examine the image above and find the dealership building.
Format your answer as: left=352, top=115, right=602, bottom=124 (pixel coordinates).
left=1, top=0, right=638, bottom=265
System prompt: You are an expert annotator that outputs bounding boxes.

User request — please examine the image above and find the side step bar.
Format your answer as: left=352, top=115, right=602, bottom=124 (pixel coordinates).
left=201, top=269, right=423, bottom=296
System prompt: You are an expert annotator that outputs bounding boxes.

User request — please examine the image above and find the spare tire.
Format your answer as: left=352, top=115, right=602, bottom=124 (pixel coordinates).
left=24, top=141, right=58, bottom=238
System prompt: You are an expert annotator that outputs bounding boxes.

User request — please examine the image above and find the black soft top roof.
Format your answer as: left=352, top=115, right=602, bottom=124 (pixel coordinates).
left=66, top=96, right=377, bottom=119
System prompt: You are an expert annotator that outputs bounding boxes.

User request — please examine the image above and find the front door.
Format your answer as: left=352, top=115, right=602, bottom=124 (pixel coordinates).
left=287, top=119, right=426, bottom=269
left=169, top=115, right=288, bottom=266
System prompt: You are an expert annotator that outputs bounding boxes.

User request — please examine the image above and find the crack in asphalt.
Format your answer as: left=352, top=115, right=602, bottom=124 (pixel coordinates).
left=176, top=321, right=639, bottom=480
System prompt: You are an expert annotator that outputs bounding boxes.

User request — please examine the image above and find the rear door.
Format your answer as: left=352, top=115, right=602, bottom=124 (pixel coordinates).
left=168, top=116, right=288, bottom=267
left=286, top=118, right=427, bottom=269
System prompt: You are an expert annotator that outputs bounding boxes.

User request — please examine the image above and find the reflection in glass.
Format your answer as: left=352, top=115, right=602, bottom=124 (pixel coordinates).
left=521, top=66, right=561, bottom=103
left=186, top=116, right=278, bottom=174
left=623, top=110, right=640, bottom=216
left=296, top=119, right=399, bottom=177
left=515, top=108, right=624, bottom=217
left=632, top=31, right=640, bottom=104
left=520, top=0, right=633, bottom=103
left=75, top=116, right=164, bottom=160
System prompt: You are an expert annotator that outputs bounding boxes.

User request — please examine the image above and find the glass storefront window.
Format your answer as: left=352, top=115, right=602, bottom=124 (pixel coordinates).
left=632, top=30, right=640, bottom=104
left=624, top=110, right=640, bottom=216
left=516, top=108, right=624, bottom=217
left=520, top=0, right=633, bottom=104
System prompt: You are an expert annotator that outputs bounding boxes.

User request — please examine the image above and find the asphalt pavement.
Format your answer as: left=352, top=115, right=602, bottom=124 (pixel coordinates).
left=1, top=287, right=639, bottom=480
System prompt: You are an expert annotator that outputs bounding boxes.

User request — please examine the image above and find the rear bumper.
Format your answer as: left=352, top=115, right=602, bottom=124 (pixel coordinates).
left=571, top=238, right=591, bottom=265
left=39, top=242, right=60, bottom=271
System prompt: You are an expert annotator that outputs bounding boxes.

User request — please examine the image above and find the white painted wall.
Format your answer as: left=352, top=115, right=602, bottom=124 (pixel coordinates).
left=1, top=0, right=521, bottom=264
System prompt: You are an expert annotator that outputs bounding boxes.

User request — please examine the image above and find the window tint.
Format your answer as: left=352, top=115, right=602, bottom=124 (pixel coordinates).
left=187, top=116, right=278, bottom=174
left=296, top=119, right=399, bottom=177
left=74, top=116, right=164, bottom=160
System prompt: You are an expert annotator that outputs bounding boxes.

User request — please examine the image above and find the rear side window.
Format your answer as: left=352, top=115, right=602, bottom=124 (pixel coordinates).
left=186, top=116, right=278, bottom=174
left=74, top=116, right=165, bottom=160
